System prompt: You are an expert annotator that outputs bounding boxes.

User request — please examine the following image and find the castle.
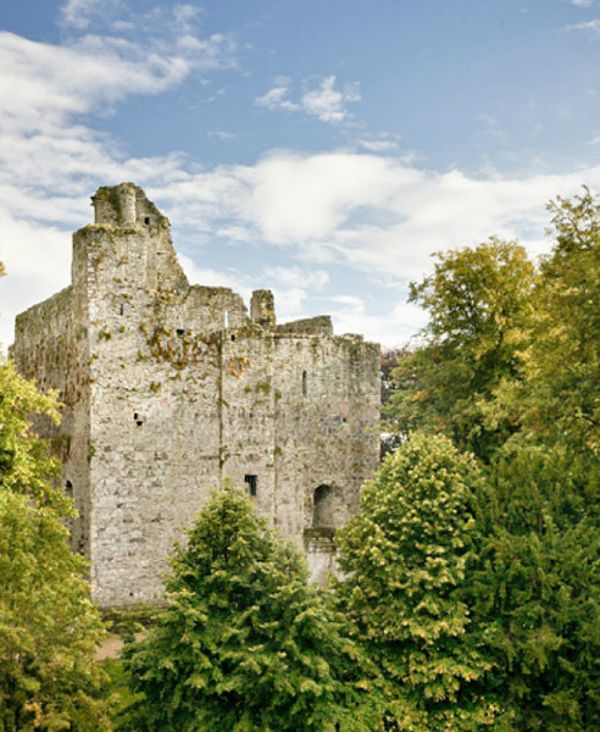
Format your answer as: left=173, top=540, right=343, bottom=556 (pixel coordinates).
left=12, top=183, right=380, bottom=607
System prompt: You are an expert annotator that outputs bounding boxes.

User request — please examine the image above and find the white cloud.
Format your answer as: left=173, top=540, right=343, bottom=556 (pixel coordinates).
left=566, top=19, right=600, bottom=35
left=569, top=0, right=594, bottom=7
left=255, top=75, right=360, bottom=123
left=61, top=0, right=109, bottom=29
left=301, top=76, right=360, bottom=123
left=254, top=78, right=300, bottom=113
left=263, top=266, right=329, bottom=290
left=357, top=137, right=399, bottom=152
left=208, top=130, right=236, bottom=140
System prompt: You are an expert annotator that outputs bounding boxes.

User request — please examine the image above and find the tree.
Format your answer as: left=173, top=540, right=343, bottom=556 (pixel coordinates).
left=0, top=491, right=111, bottom=732
left=386, top=239, right=535, bottom=461
left=122, top=486, right=382, bottom=732
left=491, top=188, right=600, bottom=459
left=335, top=433, right=497, bottom=731
left=0, top=358, right=69, bottom=512
left=468, top=446, right=600, bottom=732
left=0, top=354, right=111, bottom=730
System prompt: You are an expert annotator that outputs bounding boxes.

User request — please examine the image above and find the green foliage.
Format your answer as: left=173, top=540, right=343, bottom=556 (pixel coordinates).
left=491, top=188, right=600, bottom=461
left=122, top=486, right=382, bottom=732
left=0, top=358, right=69, bottom=514
left=469, top=447, right=600, bottom=731
left=386, top=239, right=535, bottom=461
left=336, top=434, right=497, bottom=731
left=383, top=191, right=600, bottom=729
left=0, top=353, right=111, bottom=730
left=0, top=490, right=111, bottom=731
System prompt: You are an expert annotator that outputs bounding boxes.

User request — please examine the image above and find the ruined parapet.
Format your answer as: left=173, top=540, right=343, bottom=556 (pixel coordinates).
left=82, top=183, right=187, bottom=296
left=250, top=289, right=276, bottom=328
left=276, top=315, right=333, bottom=336
left=91, top=182, right=170, bottom=230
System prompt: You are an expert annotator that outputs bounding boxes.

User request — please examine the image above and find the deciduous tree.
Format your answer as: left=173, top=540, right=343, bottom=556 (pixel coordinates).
left=0, top=350, right=110, bottom=731
left=336, top=433, right=497, bottom=731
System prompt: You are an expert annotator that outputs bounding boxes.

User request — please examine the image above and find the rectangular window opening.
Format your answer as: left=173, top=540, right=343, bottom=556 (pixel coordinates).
left=224, top=309, right=229, bottom=328
left=302, top=370, right=308, bottom=396
left=245, top=474, right=257, bottom=497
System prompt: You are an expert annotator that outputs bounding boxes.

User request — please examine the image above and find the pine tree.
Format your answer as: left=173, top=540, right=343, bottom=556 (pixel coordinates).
left=122, top=486, right=382, bottom=732
left=468, top=446, right=600, bottom=732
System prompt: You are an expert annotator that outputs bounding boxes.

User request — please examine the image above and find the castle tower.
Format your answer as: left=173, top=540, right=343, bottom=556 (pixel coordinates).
left=12, top=184, right=381, bottom=606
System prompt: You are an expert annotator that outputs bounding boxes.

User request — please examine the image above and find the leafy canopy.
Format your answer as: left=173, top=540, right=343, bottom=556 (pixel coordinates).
left=336, top=433, right=497, bottom=731
left=0, top=358, right=69, bottom=514
left=0, top=346, right=110, bottom=731
left=386, top=239, right=535, bottom=462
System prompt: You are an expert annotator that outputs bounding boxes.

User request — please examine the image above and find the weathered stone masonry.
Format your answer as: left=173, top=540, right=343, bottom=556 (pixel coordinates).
left=12, top=183, right=381, bottom=607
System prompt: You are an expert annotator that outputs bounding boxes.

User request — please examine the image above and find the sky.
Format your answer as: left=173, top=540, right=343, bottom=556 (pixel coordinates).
left=1, top=0, right=600, bottom=349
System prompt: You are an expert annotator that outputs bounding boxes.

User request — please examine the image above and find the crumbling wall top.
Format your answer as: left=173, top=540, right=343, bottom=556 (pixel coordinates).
left=250, top=289, right=276, bottom=328
left=276, top=315, right=333, bottom=336
left=91, top=182, right=169, bottom=230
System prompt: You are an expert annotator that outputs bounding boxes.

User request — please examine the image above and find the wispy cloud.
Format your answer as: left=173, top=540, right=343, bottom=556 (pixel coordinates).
left=569, top=0, right=594, bottom=8
left=60, top=0, right=113, bottom=29
left=254, top=77, right=300, bottom=113
left=566, top=18, right=600, bottom=36
left=357, top=134, right=400, bottom=153
left=208, top=130, right=236, bottom=140
left=255, top=75, right=360, bottom=124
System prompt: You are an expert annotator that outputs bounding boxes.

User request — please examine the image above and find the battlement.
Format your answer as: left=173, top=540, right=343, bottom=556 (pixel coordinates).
left=91, top=182, right=169, bottom=230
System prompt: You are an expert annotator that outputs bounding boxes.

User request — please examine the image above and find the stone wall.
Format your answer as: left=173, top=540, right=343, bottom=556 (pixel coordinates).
left=12, top=183, right=381, bottom=606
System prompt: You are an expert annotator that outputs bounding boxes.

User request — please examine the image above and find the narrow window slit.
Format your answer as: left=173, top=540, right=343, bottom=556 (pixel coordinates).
left=245, top=474, right=257, bottom=497
left=302, top=370, right=308, bottom=396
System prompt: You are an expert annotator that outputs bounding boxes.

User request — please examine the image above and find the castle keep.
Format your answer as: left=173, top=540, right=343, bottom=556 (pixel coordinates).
left=12, top=183, right=380, bottom=607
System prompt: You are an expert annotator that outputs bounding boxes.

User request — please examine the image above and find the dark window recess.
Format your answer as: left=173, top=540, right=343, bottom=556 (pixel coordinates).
left=144, top=216, right=151, bottom=225
left=176, top=328, right=186, bottom=336
left=302, top=370, right=308, bottom=396
left=119, top=303, right=124, bottom=316
left=313, top=484, right=335, bottom=527
left=65, top=480, right=73, bottom=497
left=245, top=474, right=258, bottom=497
left=133, top=412, right=143, bottom=427
left=230, top=334, right=236, bottom=342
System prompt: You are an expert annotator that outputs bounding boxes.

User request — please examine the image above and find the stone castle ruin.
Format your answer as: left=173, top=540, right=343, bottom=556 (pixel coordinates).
left=12, top=183, right=380, bottom=607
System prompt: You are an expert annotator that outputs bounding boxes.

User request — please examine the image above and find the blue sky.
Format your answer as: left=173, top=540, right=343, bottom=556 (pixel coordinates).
left=1, top=0, right=599, bottom=348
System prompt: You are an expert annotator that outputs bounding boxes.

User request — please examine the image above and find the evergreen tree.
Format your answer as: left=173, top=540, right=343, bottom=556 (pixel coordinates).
left=122, top=486, right=382, bottom=732
left=468, top=447, right=600, bottom=732
left=336, top=434, right=497, bottom=731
